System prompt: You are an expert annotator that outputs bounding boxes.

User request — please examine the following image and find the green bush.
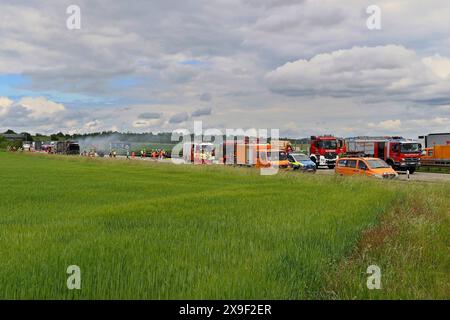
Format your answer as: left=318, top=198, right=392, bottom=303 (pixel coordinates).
left=0, top=136, right=23, bottom=150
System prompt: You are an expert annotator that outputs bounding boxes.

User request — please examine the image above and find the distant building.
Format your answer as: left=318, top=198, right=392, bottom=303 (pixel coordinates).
left=418, top=133, right=450, bottom=148
left=0, top=133, right=25, bottom=141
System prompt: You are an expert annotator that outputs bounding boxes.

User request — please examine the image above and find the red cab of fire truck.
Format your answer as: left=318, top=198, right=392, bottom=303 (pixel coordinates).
left=345, top=137, right=422, bottom=173
left=309, top=135, right=346, bottom=169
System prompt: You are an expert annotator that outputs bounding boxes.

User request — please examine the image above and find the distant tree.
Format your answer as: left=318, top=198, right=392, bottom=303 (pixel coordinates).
left=4, top=129, right=16, bottom=134
left=21, top=132, right=33, bottom=142
left=0, top=135, right=22, bottom=150
left=50, top=132, right=66, bottom=141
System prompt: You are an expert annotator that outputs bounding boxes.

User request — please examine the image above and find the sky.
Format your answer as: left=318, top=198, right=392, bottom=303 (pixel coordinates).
left=0, top=0, right=449, bottom=138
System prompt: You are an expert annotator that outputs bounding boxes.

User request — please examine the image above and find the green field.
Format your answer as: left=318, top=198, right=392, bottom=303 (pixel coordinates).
left=0, top=152, right=448, bottom=299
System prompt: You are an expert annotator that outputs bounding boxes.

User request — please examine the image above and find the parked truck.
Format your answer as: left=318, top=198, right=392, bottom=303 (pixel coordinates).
left=221, top=138, right=291, bottom=168
left=421, top=145, right=450, bottom=167
left=55, top=141, right=80, bottom=155
left=309, top=135, right=346, bottom=169
left=345, top=136, right=422, bottom=173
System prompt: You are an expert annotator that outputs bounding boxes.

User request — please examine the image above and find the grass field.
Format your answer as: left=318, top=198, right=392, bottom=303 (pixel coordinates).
left=0, top=152, right=448, bottom=299
left=418, top=166, right=450, bottom=174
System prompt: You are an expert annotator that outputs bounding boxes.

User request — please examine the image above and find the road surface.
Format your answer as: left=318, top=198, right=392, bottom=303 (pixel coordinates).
left=100, top=156, right=450, bottom=182
left=315, top=168, right=450, bottom=182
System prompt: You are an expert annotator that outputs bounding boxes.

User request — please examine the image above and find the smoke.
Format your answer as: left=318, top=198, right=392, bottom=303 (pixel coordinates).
left=77, top=134, right=125, bottom=154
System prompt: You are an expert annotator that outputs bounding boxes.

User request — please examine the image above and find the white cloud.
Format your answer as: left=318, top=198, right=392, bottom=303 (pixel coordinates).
left=0, top=97, right=13, bottom=116
left=368, top=119, right=402, bottom=131
left=265, top=45, right=450, bottom=105
left=422, top=55, right=450, bottom=79
left=17, top=96, right=65, bottom=119
left=0, top=1, right=450, bottom=137
left=84, top=120, right=101, bottom=130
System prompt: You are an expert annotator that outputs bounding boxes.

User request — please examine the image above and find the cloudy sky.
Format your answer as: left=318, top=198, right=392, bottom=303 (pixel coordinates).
left=0, top=0, right=449, bottom=138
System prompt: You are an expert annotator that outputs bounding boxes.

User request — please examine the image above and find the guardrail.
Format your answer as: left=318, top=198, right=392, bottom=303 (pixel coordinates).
left=421, top=159, right=450, bottom=167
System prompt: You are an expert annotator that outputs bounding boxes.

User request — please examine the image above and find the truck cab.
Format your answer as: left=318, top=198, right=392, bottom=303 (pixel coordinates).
left=387, top=140, right=422, bottom=173
left=309, top=135, right=345, bottom=169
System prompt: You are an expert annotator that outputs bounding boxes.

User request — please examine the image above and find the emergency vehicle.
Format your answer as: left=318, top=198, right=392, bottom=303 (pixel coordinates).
left=345, top=136, right=422, bottom=173
left=309, top=135, right=346, bottom=169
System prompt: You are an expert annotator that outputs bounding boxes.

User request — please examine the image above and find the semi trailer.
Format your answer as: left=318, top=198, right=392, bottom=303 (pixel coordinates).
left=55, top=141, right=80, bottom=155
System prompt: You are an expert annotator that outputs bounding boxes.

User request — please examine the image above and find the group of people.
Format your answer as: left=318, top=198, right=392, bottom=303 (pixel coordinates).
left=81, top=150, right=100, bottom=157
left=79, top=148, right=168, bottom=160
left=108, top=150, right=117, bottom=158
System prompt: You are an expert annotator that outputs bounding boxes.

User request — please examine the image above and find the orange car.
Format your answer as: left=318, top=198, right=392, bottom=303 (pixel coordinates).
left=335, top=157, right=398, bottom=179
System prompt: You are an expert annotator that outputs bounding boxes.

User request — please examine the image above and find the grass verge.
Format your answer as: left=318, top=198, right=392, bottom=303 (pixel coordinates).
left=0, top=152, right=448, bottom=299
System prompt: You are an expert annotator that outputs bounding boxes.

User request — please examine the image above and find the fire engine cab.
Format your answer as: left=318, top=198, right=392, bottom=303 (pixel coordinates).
left=345, top=136, right=422, bottom=173
left=309, top=135, right=346, bottom=169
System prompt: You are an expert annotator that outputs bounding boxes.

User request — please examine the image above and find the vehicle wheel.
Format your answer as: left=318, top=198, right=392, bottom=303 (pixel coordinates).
left=327, top=165, right=335, bottom=169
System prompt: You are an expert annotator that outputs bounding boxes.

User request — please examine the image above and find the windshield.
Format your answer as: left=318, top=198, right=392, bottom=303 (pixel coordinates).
left=318, top=140, right=337, bottom=149
left=278, top=152, right=287, bottom=160
left=367, top=159, right=391, bottom=169
left=292, top=154, right=309, bottom=162
left=400, top=143, right=421, bottom=153
left=68, top=144, right=79, bottom=150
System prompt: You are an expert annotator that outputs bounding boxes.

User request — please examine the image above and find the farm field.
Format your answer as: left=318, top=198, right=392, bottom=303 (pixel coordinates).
left=0, top=152, right=448, bottom=299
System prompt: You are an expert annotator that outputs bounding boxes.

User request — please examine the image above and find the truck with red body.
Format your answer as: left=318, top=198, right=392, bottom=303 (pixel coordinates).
left=309, top=135, right=346, bottom=169
left=221, top=138, right=291, bottom=169
left=345, top=136, right=422, bottom=173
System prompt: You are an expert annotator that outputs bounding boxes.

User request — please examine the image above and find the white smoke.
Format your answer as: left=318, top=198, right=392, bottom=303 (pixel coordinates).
left=77, top=134, right=125, bottom=155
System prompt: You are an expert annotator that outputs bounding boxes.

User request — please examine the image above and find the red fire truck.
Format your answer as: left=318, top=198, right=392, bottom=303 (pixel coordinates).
left=345, top=136, right=422, bottom=173
left=309, top=135, right=346, bottom=169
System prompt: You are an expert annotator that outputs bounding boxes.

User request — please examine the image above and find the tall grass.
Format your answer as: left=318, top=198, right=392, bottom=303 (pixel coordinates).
left=326, top=183, right=450, bottom=299
left=0, top=152, right=447, bottom=299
